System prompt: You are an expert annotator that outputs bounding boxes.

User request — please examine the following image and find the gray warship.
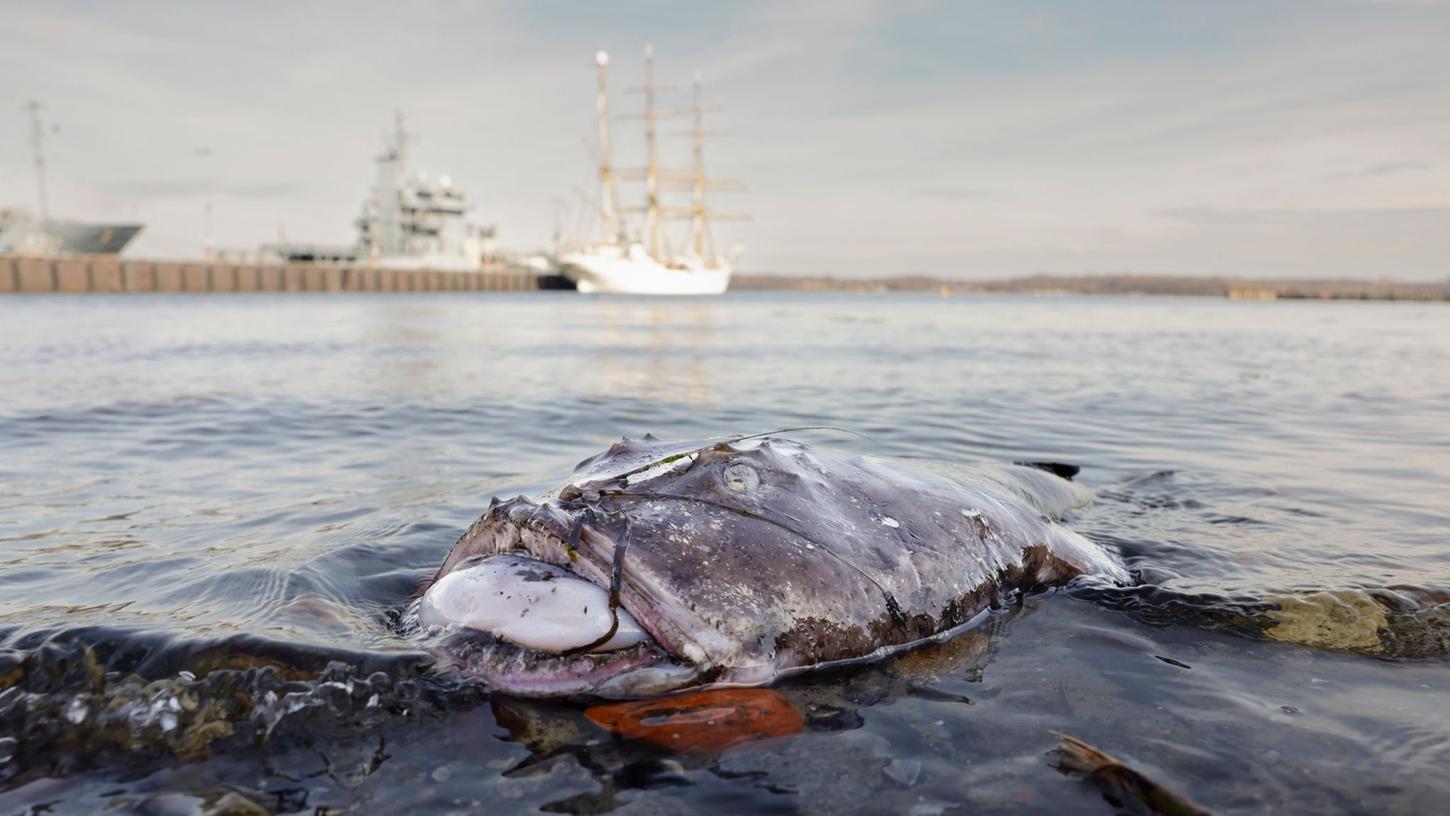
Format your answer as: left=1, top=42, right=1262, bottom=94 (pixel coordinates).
left=0, top=209, right=143, bottom=255
left=2, top=101, right=144, bottom=256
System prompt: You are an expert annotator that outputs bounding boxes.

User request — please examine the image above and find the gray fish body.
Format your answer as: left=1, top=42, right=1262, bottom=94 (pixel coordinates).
left=420, top=436, right=1128, bottom=697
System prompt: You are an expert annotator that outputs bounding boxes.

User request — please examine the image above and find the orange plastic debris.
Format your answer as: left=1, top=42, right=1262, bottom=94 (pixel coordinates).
left=585, top=687, right=805, bottom=753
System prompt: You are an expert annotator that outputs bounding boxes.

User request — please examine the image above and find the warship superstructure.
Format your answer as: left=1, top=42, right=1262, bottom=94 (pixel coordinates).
left=354, top=114, right=494, bottom=270
left=264, top=114, right=494, bottom=270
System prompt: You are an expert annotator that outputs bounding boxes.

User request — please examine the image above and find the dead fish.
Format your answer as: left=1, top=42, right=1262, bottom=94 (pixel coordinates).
left=410, top=433, right=1128, bottom=698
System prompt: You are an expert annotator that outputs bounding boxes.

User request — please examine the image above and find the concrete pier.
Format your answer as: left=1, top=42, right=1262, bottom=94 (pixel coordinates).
left=0, top=255, right=541, bottom=295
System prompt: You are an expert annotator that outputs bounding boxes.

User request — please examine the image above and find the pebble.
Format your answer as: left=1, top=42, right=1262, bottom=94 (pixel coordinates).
left=884, top=758, right=922, bottom=786
left=64, top=698, right=88, bottom=725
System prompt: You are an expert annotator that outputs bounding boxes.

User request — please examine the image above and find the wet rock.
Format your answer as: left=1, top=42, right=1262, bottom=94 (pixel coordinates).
left=494, top=753, right=601, bottom=805
left=884, top=758, right=922, bottom=787
left=614, top=758, right=691, bottom=789
left=718, top=730, right=911, bottom=815
left=0, top=647, right=462, bottom=783
left=129, top=789, right=271, bottom=816
left=320, top=736, right=389, bottom=788
left=1265, top=591, right=1387, bottom=652
left=491, top=697, right=595, bottom=754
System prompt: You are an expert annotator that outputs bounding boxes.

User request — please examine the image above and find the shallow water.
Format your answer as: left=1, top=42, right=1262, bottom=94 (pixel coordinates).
left=1, top=292, right=1447, bottom=813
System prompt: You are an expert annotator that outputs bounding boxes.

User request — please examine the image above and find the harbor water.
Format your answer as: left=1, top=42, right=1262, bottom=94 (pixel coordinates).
left=1, top=292, right=1447, bottom=813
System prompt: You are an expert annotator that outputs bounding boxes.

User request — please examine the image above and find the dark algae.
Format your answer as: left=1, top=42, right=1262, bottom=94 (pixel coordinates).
left=2, top=294, right=1448, bottom=813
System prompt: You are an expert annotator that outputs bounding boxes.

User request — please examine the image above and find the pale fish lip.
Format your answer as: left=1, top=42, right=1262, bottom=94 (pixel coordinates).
left=418, top=553, right=648, bottom=653
left=417, top=549, right=702, bottom=698
left=418, top=500, right=707, bottom=697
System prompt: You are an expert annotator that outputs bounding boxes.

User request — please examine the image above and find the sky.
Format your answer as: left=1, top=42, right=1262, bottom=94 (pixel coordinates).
left=2, top=0, right=1448, bottom=280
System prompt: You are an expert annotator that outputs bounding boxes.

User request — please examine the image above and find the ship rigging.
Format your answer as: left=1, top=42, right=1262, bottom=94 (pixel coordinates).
left=558, top=46, right=745, bottom=295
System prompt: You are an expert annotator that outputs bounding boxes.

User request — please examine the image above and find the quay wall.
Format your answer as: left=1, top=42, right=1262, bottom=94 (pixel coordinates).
left=0, top=255, right=540, bottom=295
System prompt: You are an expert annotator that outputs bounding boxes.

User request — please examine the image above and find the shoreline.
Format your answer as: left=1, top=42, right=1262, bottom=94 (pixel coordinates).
left=731, top=272, right=1450, bottom=302
left=0, top=254, right=546, bottom=294
left=3, top=254, right=1445, bottom=301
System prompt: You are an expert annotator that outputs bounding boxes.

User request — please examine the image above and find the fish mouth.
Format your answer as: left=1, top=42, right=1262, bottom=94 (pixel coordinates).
left=413, top=497, right=701, bottom=698
left=428, top=629, right=694, bottom=698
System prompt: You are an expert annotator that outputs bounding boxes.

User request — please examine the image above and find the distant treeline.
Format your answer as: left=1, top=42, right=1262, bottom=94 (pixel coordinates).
left=731, top=273, right=1450, bottom=301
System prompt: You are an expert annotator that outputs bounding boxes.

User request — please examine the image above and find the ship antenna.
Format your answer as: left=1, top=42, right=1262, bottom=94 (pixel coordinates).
left=194, top=146, right=215, bottom=259
left=394, top=109, right=407, bottom=169
left=24, top=100, right=49, bottom=223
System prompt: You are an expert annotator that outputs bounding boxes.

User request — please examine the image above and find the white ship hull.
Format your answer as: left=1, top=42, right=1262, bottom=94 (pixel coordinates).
left=559, top=245, right=731, bottom=295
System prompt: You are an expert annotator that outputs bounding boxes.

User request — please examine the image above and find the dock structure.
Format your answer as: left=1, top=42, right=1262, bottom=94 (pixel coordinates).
left=0, top=255, right=541, bottom=294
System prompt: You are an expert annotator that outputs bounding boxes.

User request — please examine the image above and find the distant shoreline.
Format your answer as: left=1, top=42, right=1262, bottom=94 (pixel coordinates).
left=731, top=273, right=1450, bottom=301
left=4, top=253, right=1446, bottom=301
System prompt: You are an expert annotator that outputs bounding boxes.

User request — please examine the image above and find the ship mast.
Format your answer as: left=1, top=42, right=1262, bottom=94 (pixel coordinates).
left=25, top=100, right=49, bottom=223
left=595, top=51, right=621, bottom=245
left=664, top=74, right=745, bottom=263
left=643, top=45, right=662, bottom=259
left=373, top=110, right=411, bottom=257
left=620, top=47, right=684, bottom=259
left=688, top=73, right=709, bottom=259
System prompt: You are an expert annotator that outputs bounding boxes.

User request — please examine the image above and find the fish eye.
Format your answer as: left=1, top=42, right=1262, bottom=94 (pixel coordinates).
left=721, top=462, right=759, bottom=492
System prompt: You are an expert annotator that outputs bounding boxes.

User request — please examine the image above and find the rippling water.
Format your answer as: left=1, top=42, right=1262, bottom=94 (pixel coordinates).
left=1, top=293, right=1447, bottom=813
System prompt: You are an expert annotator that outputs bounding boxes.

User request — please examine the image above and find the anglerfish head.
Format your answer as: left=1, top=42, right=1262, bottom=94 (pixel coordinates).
left=411, top=434, right=916, bottom=698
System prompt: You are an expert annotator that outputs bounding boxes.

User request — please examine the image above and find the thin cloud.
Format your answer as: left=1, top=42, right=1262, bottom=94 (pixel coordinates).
left=1353, top=160, right=1433, bottom=177
left=912, top=186, right=1006, bottom=201
left=101, top=179, right=304, bottom=201
left=1157, top=205, right=1450, bottom=227
left=2, top=1, right=1447, bottom=280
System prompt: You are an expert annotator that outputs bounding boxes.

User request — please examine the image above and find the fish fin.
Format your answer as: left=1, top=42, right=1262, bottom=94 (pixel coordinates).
left=1016, top=461, right=1081, bottom=481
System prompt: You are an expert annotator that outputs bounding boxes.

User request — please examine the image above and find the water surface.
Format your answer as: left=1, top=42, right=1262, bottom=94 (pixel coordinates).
left=1, top=293, right=1447, bottom=813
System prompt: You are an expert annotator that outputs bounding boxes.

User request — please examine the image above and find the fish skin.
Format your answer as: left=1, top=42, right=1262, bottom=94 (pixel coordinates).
left=422, top=436, right=1128, bottom=697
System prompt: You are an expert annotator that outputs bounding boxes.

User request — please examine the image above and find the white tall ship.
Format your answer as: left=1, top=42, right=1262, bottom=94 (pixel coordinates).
left=559, top=48, right=743, bottom=295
